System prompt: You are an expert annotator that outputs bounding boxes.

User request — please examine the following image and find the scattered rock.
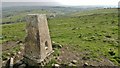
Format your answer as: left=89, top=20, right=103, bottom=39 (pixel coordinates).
left=60, top=64, right=68, bottom=67
left=68, top=63, right=76, bottom=66
left=83, top=62, right=89, bottom=66
left=55, top=57, right=59, bottom=60
left=52, top=64, right=60, bottom=67
left=52, top=42, right=62, bottom=49
left=0, top=36, right=4, bottom=40
left=19, top=43, right=23, bottom=46
left=82, top=56, right=90, bottom=60
left=20, top=46, right=24, bottom=50
left=18, top=51, right=21, bottom=54
left=55, top=64, right=60, bottom=67
left=7, top=53, right=11, bottom=56
left=105, top=35, right=111, bottom=38
left=76, top=27, right=79, bottom=30
left=2, top=61, right=6, bottom=64
left=71, top=60, right=77, bottom=64
left=58, top=44, right=62, bottom=48
left=52, top=41, right=55, bottom=44
left=16, top=41, right=23, bottom=44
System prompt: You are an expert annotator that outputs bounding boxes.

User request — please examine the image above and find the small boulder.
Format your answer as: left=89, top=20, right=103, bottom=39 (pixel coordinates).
left=16, top=41, right=23, bottom=44
left=52, top=64, right=60, bottom=68
left=7, top=53, right=11, bottom=56
left=52, top=41, right=55, bottom=44
left=83, top=62, right=89, bottom=66
left=52, top=42, right=62, bottom=49
left=68, top=63, right=76, bottom=66
left=71, top=60, right=77, bottom=64
left=18, top=51, right=21, bottom=54
left=55, top=64, right=60, bottom=67
left=19, top=43, right=23, bottom=46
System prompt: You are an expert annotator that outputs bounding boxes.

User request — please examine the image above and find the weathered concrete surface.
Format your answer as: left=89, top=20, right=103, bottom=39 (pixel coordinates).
left=24, top=14, right=53, bottom=66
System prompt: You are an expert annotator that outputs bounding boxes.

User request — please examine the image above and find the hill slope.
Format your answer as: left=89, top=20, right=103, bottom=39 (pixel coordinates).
left=1, top=8, right=119, bottom=66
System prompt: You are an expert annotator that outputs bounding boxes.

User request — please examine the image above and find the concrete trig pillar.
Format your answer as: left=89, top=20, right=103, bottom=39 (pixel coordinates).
left=24, top=14, right=53, bottom=66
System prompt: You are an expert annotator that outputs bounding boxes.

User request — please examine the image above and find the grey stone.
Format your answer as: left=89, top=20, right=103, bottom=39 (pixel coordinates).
left=7, top=53, right=11, bottom=56
left=54, top=64, right=60, bottom=67
left=68, top=63, right=76, bottom=66
left=24, top=14, right=53, bottom=66
left=71, top=60, right=77, bottom=64
left=18, top=64, right=26, bottom=68
left=52, top=64, right=60, bottom=67
left=18, top=51, right=21, bottom=54
left=83, top=62, right=89, bottom=66
left=52, top=43, right=62, bottom=49
left=16, top=41, right=23, bottom=44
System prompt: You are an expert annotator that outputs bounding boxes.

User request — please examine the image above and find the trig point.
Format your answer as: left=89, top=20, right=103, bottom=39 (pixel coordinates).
left=24, top=14, right=53, bottom=66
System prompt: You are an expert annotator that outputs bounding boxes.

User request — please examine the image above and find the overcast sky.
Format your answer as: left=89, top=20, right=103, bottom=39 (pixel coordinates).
left=2, top=0, right=120, bottom=6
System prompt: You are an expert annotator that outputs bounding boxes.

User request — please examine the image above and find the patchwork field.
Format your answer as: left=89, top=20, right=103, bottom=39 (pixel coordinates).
left=1, top=8, right=120, bottom=66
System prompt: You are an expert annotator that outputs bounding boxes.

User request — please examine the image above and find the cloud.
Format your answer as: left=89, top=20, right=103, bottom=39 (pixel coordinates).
left=2, top=0, right=119, bottom=6
left=2, top=0, right=57, bottom=2
left=56, top=0, right=119, bottom=6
